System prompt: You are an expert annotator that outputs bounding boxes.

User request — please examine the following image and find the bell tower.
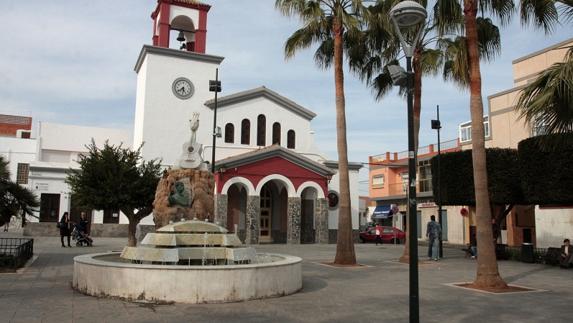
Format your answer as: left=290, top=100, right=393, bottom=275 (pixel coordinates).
left=151, top=0, right=211, bottom=53
left=133, top=0, right=224, bottom=167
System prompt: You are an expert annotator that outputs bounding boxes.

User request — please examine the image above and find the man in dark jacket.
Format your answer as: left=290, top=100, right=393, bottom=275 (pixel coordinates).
left=426, top=215, right=441, bottom=261
left=561, top=239, right=573, bottom=268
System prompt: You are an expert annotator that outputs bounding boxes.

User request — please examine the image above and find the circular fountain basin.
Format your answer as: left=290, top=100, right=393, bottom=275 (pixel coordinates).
left=73, top=252, right=302, bottom=304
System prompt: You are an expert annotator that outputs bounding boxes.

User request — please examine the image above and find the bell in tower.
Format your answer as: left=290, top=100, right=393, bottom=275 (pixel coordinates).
left=151, top=0, right=211, bottom=53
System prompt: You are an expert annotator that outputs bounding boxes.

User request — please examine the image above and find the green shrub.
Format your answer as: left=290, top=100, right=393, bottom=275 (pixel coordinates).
left=431, top=149, right=525, bottom=205
left=518, top=133, right=573, bottom=205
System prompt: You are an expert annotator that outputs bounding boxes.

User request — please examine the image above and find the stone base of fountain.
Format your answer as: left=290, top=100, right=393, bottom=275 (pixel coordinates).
left=73, top=252, right=301, bottom=303
left=73, top=220, right=302, bottom=304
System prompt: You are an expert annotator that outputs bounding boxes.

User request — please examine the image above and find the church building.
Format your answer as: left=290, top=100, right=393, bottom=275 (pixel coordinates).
left=134, top=0, right=361, bottom=244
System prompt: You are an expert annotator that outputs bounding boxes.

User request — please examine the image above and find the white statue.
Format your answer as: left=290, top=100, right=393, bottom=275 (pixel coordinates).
left=178, top=112, right=208, bottom=170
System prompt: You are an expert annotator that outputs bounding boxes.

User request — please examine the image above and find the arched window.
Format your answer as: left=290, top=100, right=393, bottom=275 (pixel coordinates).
left=287, top=130, right=296, bottom=149
left=272, top=122, right=281, bottom=145
left=257, top=114, right=266, bottom=146
left=224, top=123, right=234, bottom=143
left=241, top=119, right=250, bottom=145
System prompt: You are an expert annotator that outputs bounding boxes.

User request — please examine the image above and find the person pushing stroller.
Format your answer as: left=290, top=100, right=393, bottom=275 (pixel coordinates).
left=73, top=212, right=93, bottom=246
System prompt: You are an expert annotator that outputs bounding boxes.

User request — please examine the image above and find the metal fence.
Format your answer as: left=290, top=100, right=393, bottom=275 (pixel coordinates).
left=0, top=238, right=34, bottom=271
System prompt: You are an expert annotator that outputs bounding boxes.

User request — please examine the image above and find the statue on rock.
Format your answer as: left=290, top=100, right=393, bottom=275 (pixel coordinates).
left=168, top=181, right=192, bottom=207
left=153, top=112, right=215, bottom=228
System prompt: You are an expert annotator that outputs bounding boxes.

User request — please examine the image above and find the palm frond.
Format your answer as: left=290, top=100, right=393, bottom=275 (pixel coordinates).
left=558, top=0, right=573, bottom=23
left=420, top=48, right=444, bottom=75
left=476, top=17, right=501, bottom=61
left=479, top=0, right=515, bottom=26
left=516, top=51, right=573, bottom=134
left=520, top=0, right=559, bottom=33
left=433, top=0, right=464, bottom=35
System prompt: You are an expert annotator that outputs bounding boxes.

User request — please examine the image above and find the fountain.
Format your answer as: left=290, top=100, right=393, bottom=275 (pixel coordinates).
left=73, top=114, right=302, bottom=304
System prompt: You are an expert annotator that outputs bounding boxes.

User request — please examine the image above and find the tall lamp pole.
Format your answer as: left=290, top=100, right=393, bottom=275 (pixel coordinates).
left=431, top=105, right=443, bottom=258
left=389, top=2, right=427, bottom=322
left=209, top=69, right=222, bottom=173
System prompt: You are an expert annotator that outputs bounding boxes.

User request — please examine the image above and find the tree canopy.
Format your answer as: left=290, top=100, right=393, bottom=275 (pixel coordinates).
left=431, top=148, right=525, bottom=206
left=518, top=133, right=573, bottom=205
left=66, top=141, right=161, bottom=246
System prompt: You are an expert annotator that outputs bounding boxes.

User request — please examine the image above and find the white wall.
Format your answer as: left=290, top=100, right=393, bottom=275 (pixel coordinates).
left=170, top=6, right=200, bottom=29
left=28, top=163, right=72, bottom=222
left=134, top=52, right=220, bottom=167
left=22, top=122, right=133, bottom=223
left=207, top=96, right=317, bottom=161
left=327, top=168, right=360, bottom=230
left=40, top=122, right=132, bottom=154
left=535, top=207, right=573, bottom=248
left=0, top=137, right=37, bottom=182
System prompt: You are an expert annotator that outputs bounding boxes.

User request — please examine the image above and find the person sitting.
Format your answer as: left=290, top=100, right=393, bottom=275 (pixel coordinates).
left=560, top=239, right=573, bottom=268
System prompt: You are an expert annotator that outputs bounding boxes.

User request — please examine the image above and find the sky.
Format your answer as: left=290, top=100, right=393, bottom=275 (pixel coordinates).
left=0, top=0, right=571, bottom=194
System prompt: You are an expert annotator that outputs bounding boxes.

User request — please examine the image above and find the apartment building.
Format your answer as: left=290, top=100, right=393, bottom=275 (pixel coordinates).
left=368, top=140, right=467, bottom=244
left=458, top=38, right=573, bottom=248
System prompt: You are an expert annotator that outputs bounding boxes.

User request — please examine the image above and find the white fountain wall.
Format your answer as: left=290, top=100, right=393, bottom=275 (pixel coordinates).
left=73, top=253, right=302, bottom=304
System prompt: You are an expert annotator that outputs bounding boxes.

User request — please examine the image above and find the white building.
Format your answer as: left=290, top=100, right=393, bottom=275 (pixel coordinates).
left=6, top=0, right=361, bottom=243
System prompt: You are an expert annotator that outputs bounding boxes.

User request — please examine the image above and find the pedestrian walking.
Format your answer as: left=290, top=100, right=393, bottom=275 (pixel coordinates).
left=426, top=215, right=441, bottom=260
left=375, top=224, right=383, bottom=246
left=59, top=212, right=72, bottom=247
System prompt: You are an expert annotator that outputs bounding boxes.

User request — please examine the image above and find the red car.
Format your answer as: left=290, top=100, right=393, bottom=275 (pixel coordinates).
left=359, top=226, right=405, bottom=244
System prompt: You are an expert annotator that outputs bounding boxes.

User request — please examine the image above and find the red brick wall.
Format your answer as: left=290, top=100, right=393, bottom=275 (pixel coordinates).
left=0, top=114, right=32, bottom=137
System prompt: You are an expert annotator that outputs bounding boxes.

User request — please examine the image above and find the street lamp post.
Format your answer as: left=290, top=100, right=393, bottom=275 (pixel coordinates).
left=389, top=2, right=427, bottom=322
left=209, top=69, right=222, bottom=173
left=431, top=105, right=443, bottom=258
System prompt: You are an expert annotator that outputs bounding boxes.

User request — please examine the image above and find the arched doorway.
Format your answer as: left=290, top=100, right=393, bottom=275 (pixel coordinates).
left=259, top=181, right=288, bottom=243
left=226, top=184, right=247, bottom=242
left=301, top=187, right=317, bottom=244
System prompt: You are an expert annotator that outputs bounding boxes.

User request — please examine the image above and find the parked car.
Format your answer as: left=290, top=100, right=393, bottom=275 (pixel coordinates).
left=359, top=226, right=405, bottom=244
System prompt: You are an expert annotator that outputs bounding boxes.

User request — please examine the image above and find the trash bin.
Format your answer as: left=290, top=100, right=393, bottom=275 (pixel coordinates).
left=521, top=243, right=534, bottom=263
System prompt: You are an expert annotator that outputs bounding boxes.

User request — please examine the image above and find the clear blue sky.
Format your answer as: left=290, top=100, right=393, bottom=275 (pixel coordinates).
left=0, top=0, right=571, bottom=194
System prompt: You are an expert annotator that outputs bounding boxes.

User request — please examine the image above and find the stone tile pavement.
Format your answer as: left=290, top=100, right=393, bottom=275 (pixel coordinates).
left=1, top=232, right=572, bottom=323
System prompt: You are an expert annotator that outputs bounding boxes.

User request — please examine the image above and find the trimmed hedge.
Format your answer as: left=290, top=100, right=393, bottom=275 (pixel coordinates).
left=431, top=148, right=525, bottom=206
left=518, top=133, right=573, bottom=205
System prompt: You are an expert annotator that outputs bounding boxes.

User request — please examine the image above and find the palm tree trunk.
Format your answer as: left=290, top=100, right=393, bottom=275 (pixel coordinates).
left=333, top=16, right=356, bottom=265
left=464, top=0, right=507, bottom=289
left=400, top=48, right=423, bottom=263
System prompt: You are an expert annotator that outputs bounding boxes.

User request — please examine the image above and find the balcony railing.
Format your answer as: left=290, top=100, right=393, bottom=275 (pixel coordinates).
left=370, top=139, right=461, bottom=163
left=385, top=180, right=433, bottom=196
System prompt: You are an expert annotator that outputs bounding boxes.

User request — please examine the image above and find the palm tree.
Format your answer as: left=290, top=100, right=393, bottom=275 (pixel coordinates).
left=442, top=0, right=558, bottom=289
left=352, top=0, right=451, bottom=262
left=0, top=156, right=39, bottom=227
left=353, top=1, right=500, bottom=263
left=275, top=0, right=366, bottom=265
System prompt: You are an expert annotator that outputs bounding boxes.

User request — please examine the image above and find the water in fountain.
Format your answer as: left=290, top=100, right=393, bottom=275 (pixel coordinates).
left=120, top=219, right=262, bottom=266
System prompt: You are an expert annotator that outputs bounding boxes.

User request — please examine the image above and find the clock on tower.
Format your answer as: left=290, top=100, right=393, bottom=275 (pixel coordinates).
left=133, top=0, right=225, bottom=167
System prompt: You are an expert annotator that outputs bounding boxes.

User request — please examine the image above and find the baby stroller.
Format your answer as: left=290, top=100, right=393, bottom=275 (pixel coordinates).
left=72, top=224, right=93, bottom=246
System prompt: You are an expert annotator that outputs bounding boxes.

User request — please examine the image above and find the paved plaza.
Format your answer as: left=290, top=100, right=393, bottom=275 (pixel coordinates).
left=1, top=233, right=572, bottom=323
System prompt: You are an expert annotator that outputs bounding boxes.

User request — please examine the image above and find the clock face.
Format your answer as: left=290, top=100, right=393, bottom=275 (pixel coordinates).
left=172, top=77, right=194, bottom=99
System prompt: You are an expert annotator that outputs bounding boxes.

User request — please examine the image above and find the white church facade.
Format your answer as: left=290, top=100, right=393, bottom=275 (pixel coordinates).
left=4, top=0, right=361, bottom=243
